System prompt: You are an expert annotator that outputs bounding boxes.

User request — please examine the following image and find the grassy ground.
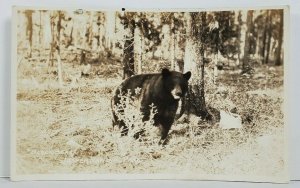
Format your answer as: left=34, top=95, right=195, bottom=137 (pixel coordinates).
left=15, top=56, right=286, bottom=180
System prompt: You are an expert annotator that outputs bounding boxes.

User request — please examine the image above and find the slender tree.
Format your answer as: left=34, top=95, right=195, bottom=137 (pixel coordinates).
left=105, top=11, right=116, bottom=52
left=24, top=10, right=34, bottom=58
left=134, top=18, right=143, bottom=74
left=242, top=10, right=254, bottom=72
left=121, top=12, right=136, bottom=79
left=48, top=11, right=65, bottom=87
left=253, top=10, right=264, bottom=60
left=275, top=10, right=284, bottom=66
left=263, top=10, right=273, bottom=64
left=170, top=17, right=176, bottom=70
left=237, top=11, right=247, bottom=66
left=38, top=10, right=42, bottom=59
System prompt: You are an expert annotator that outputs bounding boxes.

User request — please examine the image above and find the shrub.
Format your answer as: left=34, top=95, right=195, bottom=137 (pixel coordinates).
left=112, top=88, right=159, bottom=145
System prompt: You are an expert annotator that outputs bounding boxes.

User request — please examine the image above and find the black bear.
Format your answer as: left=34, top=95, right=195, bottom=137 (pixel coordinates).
left=111, top=68, right=191, bottom=141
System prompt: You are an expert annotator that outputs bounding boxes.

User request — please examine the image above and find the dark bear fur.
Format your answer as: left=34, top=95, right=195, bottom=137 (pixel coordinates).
left=111, top=68, right=191, bottom=140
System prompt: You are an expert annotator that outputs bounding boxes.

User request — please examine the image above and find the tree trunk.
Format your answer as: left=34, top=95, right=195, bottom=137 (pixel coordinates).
left=134, top=25, right=142, bottom=74
left=122, top=13, right=135, bottom=79
left=43, top=11, right=52, bottom=48
left=25, top=10, right=33, bottom=58
left=48, top=11, right=63, bottom=87
left=211, top=17, right=220, bottom=84
left=275, top=10, right=284, bottom=66
left=105, top=12, right=116, bottom=50
left=56, top=11, right=63, bottom=87
left=48, top=13, right=56, bottom=67
left=86, top=13, right=93, bottom=49
left=39, top=10, right=42, bottom=59
left=170, top=19, right=176, bottom=70
left=264, top=11, right=273, bottom=64
left=183, top=12, right=211, bottom=121
left=174, top=33, right=183, bottom=72
left=254, top=11, right=261, bottom=60
left=261, top=10, right=268, bottom=61
left=96, top=14, right=104, bottom=53
left=251, top=10, right=261, bottom=60
left=242, top=10, right=253, bottom=72
left=56, top=47, right=63, bottom=87
left=236, top=11, right=241, bottom=65
left=213, top=50, right=220, bottom=84
left=237, top=11, right=247, bottom=66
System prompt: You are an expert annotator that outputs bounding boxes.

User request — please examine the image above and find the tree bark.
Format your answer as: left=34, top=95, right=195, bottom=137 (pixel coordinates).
left=25, top=10, right=34, bottom=58
left=264, top=11, right=273, bottom=64
left=122, top=13, right=136, bottom=79
left=56, top=11, right=63, bottom=87
left=261, top=10, right=268, bottom=61
left=237, top=11, right=247, bottom=66
left=254, top=11, right=262, bottom=60
left=48, top=13, right=56, bottom=67
left=105, top=12, right=116, bottom=51
left=170, top=19, right=176, bottom=70
left=183, top=12, right=211, bottom=121
left=134, top=25, right=142, bottom=74
left=38, top=10, right=42, bottom=59
left=242, top=10, right=253, bottom=72
left=86, top=13, right=93, bottom=49
left=48, top=11, right=63, bottom=87
left=275, top=10, right=284, bottom=66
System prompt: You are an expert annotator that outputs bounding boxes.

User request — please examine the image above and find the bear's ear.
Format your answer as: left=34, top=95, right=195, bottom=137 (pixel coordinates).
left=162, top=68, right=171, bottom=78
left=183, top=71, right=191, bottom=81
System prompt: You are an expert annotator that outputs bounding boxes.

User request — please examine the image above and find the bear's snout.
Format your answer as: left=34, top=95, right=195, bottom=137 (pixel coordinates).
left=171, top=85, right=182, bottom=100
left=176, top=91, right=182, bottom=96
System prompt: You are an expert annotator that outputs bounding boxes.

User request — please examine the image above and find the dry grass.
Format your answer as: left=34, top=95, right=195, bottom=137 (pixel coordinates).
left=15, top=56, right=286, bottom=179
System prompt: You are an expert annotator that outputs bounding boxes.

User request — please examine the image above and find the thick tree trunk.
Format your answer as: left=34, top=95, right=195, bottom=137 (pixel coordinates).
left=174, top=33, right=183, bottom=72
left=183, top=12, right=211, bottom=121
left=122, top=14, right=135, bottom=79
left=242, top=10, right=253, bottom=72
left=275, top=10, right=284, bottom=66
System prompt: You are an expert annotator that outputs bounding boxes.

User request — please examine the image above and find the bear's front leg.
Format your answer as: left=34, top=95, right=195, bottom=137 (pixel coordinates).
left=161, top=125, right=171, bottom=140
left=158, top=123, right=172, bottom=145
left=157, top=108, right=177, bottom=144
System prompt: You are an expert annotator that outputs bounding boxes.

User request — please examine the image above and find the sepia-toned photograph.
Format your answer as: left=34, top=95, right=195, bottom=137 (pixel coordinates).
left=11, top=6, right=288, bottom=182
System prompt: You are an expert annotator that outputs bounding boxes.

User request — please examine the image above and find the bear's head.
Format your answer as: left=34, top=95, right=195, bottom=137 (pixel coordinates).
left=161, top=68, right=191, bottom=100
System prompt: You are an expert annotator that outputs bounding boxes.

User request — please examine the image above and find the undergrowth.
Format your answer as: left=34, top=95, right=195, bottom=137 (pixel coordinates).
left=16, top=58, right=286, bottom=177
